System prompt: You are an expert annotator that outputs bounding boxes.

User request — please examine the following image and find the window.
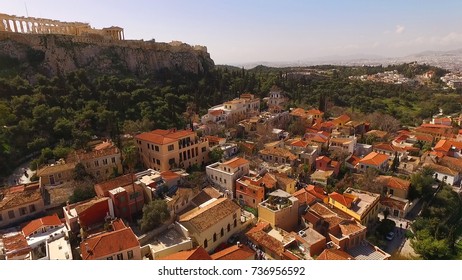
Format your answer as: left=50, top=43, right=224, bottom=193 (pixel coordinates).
left=156, top=159, right=160, bottom=165
left=227, top=224, right=231, bottom=232
left=127, top=250, right=134, bottom=260
left=8, top=210, right=15, bottom=219
left=94, top=160, right=99, bottom=167
left=234, top=219, right=237, bottom=228
left=224, top=179, right=227, bottom=184
left=169, top=158, right=175, bottom=165
left=213, top=233, right=217, bottom=242
left=204, top=239, right=208, bottom=248
left=103, top=159, right=108, bottom=165
left=19, top=207, right=27, bottom=216
left=221, top=228, right=224, bottom=237
left=117, top=253, right=123, bottom=260
left=168, top=144, right=174, bottom=151
left=112, top=157, right=116, bottom=163
left=29, top=204, right=36, bottom=212
left=0, top=214, right=2, bottom=221
left=107, top=256, right=113, bottom=260
left=202, top=147, right=206, bottom=152
left=155, top=146, right=159, bottom=152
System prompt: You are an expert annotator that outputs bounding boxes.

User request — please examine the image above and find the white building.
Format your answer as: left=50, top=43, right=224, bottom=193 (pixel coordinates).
left=206, top=157, right=250, bottom=198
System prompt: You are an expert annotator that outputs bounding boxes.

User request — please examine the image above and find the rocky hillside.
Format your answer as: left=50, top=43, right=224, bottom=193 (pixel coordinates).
left=0, top=32, right=214, bottom=77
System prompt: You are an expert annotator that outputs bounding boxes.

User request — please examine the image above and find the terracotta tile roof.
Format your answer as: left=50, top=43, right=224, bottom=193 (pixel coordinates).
left=365, top=130, right=388, bottom=139
left=346, top=155, right=360, bottom=166
left=191, top=187, right=222, bottom=206
left=179, top=198, right=240, bottom=232
left=339, top=221, right=365, bottom=236
left=274, top=173, right=296, bottom=186
left=316, top=156, right=331, bottom=164
left=209, top=110, right=224, bottom=116
left=434, top=139, right=462, bottom=152
left=74, top=197, right=109, bottom=215
left=292, top=188, right=318, bottom=205
left=330, top=137, right=354, bottom=144
left=160, top=170, right=181, bottom=181
left=0, top=183, right=42, bottom=210
left=373, top=143, right=406, bottom=153
left=290, top=108, right=309, bottom=118
left=259, top=147, right=298, bottom=161
left=438, top=156, right=462, bottom=173
left=36, top=162, right=76, bottom=177
left=332, top=114, right=351, bottom=126
left=80, top=220, right=139, bottom=260
left=376, top=176, right=410, bottom=191
left=223, top=157, right=249, bottom=168
left=380, top=197, right=408, bottom=211
left=70, top=145, right=120, bottom=162
left=423, top=163, right=458, bottom=176
left=261, top=173, right=277, bottom=189
left=359, top=152, right=389, bottom=166
left=414, top=133, right=434, bottom=142
left=317, top=248, right=353, bottom=260
left=421, top=123, right=452, bottom=129
left=135, top=129, right=195, bottom=145
left=95, top=174, right=135, bottom=197
left=306, top=109, right=323, bottom=116
left=22, top=214, right=62, bottom=237
left=305, top=134, right=328, bottom=143
left=329, top=192, right=354, bottom=208
left=306, top=185, right=328, bottom=200
left=289, top=139, right=309, bottom=147
left=160, top=246, right=212, bottom=260
left=246, top=227, right=284, bottom=257
left=211, top=244, right=255, bottom=260
left=2, top=233, right=31, bottom=259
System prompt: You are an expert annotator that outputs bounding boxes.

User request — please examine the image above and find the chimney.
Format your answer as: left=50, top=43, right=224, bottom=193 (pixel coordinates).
left=85, top=243, right=91, bottom=254
left=66, top=201, right=70, bottom=215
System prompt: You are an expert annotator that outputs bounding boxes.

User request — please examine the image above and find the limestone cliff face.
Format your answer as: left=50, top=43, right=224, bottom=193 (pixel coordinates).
left=0, top=32, right=214, bottom=77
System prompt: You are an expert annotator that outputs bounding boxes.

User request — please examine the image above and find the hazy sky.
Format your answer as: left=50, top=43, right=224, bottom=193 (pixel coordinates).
left=2, top=0, right=462, bottom=65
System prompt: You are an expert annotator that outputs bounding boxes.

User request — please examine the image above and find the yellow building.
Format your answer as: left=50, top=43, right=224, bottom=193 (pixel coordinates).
left=179, top=197, right=241, bottom=253
left=135, top=129, right=210, bottom=172
left=328, top=188, right=380, bottom=227
left=258, top=189, right=299, bottom=232
left=36, top=161, right=76, bottom=188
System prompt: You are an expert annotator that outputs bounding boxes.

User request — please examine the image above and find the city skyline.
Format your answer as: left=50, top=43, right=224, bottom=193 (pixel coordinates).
left=2, top=0, right=462, bottom=65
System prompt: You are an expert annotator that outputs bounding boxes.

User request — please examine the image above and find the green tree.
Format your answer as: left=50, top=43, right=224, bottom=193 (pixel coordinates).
left=390, top=152, right=399, bottom=172
left=208, top=147, right=224, bottom=163
left=139, top=200, right=171, bottom=232
left=69, top=179, right=96, bottom=203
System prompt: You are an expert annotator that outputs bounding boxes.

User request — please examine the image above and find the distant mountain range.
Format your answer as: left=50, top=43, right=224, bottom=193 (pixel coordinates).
left=235, top=49, right=462, bottom=71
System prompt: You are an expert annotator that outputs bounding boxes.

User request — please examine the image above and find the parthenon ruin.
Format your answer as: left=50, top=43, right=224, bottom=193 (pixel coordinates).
left=0, top=12, right=124, bottom=40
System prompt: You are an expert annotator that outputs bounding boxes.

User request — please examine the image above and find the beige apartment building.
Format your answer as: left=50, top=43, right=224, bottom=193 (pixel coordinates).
left=135, top=129, right=210, bottom=172
left=258, top=189, right=299, bottom=232
left=0, top=183, right=45, bottom=229
left=179, top=198, right=242, bottom=253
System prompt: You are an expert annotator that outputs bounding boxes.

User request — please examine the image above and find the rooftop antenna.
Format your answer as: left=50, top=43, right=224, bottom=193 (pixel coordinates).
left=24, top=2, right=29, bottom=17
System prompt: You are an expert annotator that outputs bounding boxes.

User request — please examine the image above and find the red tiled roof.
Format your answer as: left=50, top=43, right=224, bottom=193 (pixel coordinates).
left=0, top=183, right=42, bottom=210
left=80, top=220, right=139, bottom=260
left=346, top=155, right=360, bottom=166
left=211, top=244, right=255, bottom=260
left=421, top=123, right=452, bottom=129
left=380, top=197, right=407, bottom=211
left=209, top=110, right=224, bottom=116
left=2, top=233, right=31, bottom=259
left=293, top=188, right=318, bottom=205
left=22, top=214, right=62, bottom=237
left=135, top=129, right=195, bottom=145
left=359, top=152, right=389, bottom=166
left=160, top=170, right=181, bottom=181
left=95, top=174, right=135, bottom=197
left=306, top=109, right=323, bottom=115
left=289, top=139, right=309, bottom=147
left=306, top=185, right=327, bottom=200
left=376, top=176, right=410, bottom=191
left=329, top=192, right=354, bottom=208
left=246, top=228, right=284, bottom=257
left=332, top=114, right=351, bottom=126
left=261, top=173, right=277, bottom=189
left=223, top=157, right=249, bottom=168
left=317, top=248, right=353, bottom=260
left=373, top=143, right=406, bottom=153
left=160, top=246, right=212, bottom=260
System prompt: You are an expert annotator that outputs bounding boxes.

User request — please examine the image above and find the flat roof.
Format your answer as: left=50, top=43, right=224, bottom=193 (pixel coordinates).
left=149, top=227, right=191, bottom=252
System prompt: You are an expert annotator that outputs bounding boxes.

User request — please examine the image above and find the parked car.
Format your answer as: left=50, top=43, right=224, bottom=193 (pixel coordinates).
left=385, top=231, right=395, bottom=241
